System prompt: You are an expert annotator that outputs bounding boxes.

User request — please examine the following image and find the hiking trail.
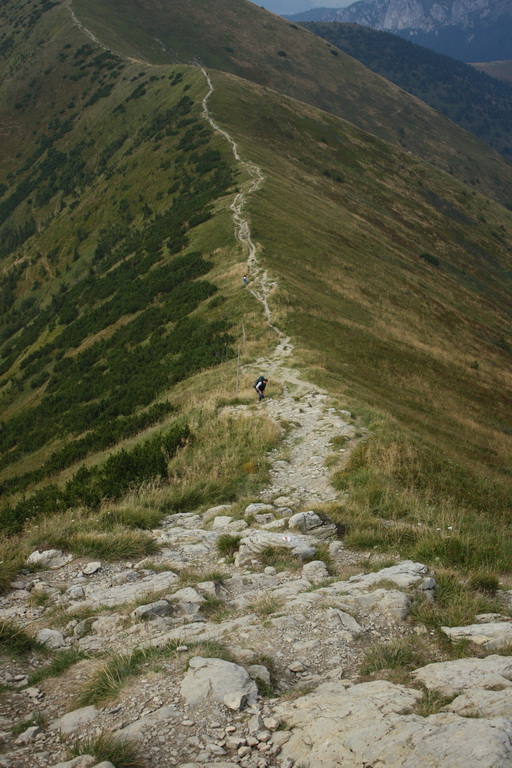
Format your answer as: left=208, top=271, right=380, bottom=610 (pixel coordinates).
left=201, top=69, right=359, bottom=507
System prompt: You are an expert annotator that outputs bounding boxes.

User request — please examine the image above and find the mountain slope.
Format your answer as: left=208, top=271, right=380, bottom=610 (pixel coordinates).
left=69, top=0, right=512, bottom=206
left=0, top=0, right=510, bottom=553
left=287, top=0, right=512, bottom=61
left=301, top=22, right=512, bottom=156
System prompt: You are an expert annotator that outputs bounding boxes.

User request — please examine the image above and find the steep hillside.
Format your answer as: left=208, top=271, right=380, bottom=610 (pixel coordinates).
left=288, top=0, right=512, bottom=61
left=301, top=22, right=512, bottom=156
left=472, top=59, right=512, bottom=82
left=69, top=0, right=512, bottom=206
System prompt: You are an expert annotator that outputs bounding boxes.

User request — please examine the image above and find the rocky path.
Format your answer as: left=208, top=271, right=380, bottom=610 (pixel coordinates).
left=202, top=69, right=358, bottom=509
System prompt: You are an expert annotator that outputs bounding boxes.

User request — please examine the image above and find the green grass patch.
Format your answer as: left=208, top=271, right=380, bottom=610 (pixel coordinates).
left=28, top=648, right=86, bottom=686
left=67, top=732, right=143, bottom=768
left=0, top=619, right=43, bottom=656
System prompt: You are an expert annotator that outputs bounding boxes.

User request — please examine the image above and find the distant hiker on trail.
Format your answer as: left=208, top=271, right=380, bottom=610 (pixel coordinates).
left=243, top=273, right=248, bottom=285
left=254, top=376, right=268, bottom=401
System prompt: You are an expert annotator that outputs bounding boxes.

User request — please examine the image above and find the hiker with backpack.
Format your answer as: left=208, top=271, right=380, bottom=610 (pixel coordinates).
left=254, top=376, right=268, bottom=401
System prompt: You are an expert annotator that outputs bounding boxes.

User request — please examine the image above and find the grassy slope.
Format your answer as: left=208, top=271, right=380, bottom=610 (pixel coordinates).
left=472, top=61, right=512, bottom=83
left=71, top=0, right=512, bottom=206
left=207, top=70, right=512, bottom=499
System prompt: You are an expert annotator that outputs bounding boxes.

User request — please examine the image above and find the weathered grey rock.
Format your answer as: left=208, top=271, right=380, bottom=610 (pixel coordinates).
left=302, top=560, right=330, bottom=584
left=212, top=516, right=234, bottom=529
left=248, top=664, right=271, bottom=685
left=348, top=560, right=427, bottom=589
left=82, top=562, right=102, bottom=576
left=118, top=705, right=177, bottom=740
left=203, top=504, right=233, bottom=522
left=77, top=636, right=106, bottom=652
left=235, top=530, right=316, bottom=567
left=50, top=705, right=99, bottom=734
left=445, top=688, right=512, bottom=718
left=413, top=655, right=512, bottom=696
left=26, top=549, right=73, bottom=569
left=180, top=657, right=258, bottom=710
left=15, top=725, right=41, bottom=744
left=92, top=763, right=116, bottom=768
left=441, top=622, right=512, bottom=650
left=276, top=679, right=512, bottom=768
left=339, top=588, right=411, bottom=620
left=110, top=569, right=138, bottom=585
left=51, top=758, right=96, bottom=768
left=244, top=503, right=275, bottom=518
left=65, top=585, right=85, bottom=600
left=289, top=510, right=337, bottom=540
left=131, top=599, right=174, bottom=620
left=80, top=569, right=179, bottom=608
left=37, top=629, right=66, bottom=649
left=194, top=581, right=220, bottom=599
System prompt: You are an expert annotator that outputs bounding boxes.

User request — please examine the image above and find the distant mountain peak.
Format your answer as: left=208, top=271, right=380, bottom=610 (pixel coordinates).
left=288, top=0, right=512, bottom=60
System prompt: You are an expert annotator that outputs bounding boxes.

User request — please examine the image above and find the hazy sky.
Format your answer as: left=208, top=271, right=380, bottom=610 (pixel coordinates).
left=254, top=1, right=353, bottom=15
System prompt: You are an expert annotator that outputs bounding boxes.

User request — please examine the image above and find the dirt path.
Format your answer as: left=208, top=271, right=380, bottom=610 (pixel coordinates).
left=201, top=70, right=358, bottom=508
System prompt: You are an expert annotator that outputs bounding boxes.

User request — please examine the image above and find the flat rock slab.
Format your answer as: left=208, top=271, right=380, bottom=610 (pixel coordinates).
left=276, top=679, right=512, bottom=768
left=445, top=688, right=512, bottom=718
left=180, top=656, right=258, bottom=710
left=79, top=570, right=179, bottom=608
left=442, top=621, right=512, bottom=650
left=347, top=560, right=428, bottom=589
left=413, top=655, right=512, bottom=696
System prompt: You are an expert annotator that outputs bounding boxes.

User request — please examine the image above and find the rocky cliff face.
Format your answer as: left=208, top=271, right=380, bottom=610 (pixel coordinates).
left=291, top=0, right=512, bottom=60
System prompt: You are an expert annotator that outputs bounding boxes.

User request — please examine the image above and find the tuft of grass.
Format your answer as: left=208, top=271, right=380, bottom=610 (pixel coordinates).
left=199, top=595, right=233, bottom=622
left=259, top=545, right=302, bottom=572
left=410, top=570, right=506, bottom=629
left=0, top=619, right=43, bottom=656
left=11, top=711, right=47, bottom=735
left=67, top=732, right=143, bottom=768
left=414, top=688, right=456, bottom=717
left=248, top=594, right=284, bottom=617
left=468, top=572, right=501, bottom=594
left=28, top=648, right=86, bottom=686
left=99, top=504, right=164, bottom=530
left=216, top=533, right=242, bottom=558
left=63, top=530, right=158, bottom=560
left=78, top=641, right=181, bottom=706
left=359, top=636, right=436, bottom=678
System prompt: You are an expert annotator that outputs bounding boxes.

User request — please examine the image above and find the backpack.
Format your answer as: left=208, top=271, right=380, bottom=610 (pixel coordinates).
left=254, top=376, right=265, bottom=389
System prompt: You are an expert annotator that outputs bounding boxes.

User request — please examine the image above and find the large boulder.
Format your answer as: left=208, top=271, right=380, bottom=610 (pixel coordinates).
left=180, top=656, right=258, bottom=710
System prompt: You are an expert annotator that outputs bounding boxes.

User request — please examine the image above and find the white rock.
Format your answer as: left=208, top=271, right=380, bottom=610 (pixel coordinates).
left=276, top=679, right=512, bottom=767
left=37, top=629, right=66, bottom=649
left=302, top=560, right=330, bottom=584
left=50, top=705, right=99, bottom=734
left=16, top=725, right=41, bottom=744
left=180, top=657, right=258, bottom=710
left=348, top=560, right=427, bottom=589
left=445, top=688, right=512, bottom=718
left=413, top=655, right=512, bottom=695
left=441, top=622, right=512, bottom=650
left=51, top=758, right=96, bottom=768
left=244, top=503, right=275, bottom=517
left=118, top=706, right=177, bottom=740
left=131, top=599, right=174, bottom=620
left=235, top=530, right=316, bottom=567
left=82, top=562, right=102, bottom=576
left=212, top=516, right=234, bottom=529
left=26, top=549, right=73, bottom=569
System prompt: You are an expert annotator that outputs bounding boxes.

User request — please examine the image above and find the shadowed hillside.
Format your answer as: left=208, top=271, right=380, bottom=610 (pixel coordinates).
left=301, top=22, right=512, bottom=157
